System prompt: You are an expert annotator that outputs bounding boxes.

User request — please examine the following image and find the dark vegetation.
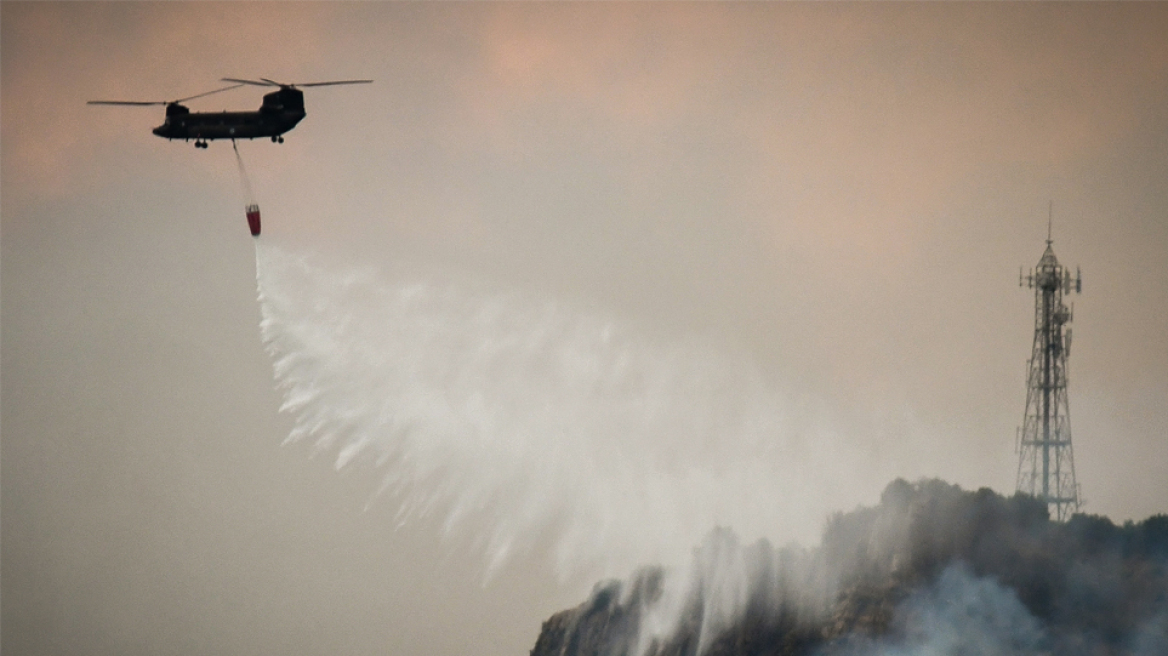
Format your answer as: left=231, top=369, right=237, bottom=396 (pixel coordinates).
left=530, top=479, right=1168, bottom=656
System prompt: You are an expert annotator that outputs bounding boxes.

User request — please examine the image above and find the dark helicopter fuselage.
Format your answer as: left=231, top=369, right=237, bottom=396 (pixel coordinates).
left=152, top=87, right=305, bottom=142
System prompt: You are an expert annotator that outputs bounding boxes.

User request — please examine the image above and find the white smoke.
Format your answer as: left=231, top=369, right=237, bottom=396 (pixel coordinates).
left=254, top=242, right=866, bottom=583
left=826, top=565, right=1048, bottom=656
left=1130, top=608, right=1168, bottom=656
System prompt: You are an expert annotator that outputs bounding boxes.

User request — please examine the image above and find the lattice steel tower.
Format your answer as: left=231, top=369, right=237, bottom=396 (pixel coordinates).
left=1016, top=224, right=1082, bottom=520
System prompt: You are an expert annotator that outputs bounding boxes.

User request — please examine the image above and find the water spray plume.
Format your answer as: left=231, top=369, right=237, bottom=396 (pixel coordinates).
left=253, top=243, right=869, bottom=583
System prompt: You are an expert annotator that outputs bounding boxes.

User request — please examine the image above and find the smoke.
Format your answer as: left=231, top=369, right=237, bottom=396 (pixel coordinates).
left=1130, top=609, right=1168, bottom=656
left=531, top=479, right=1168, bottom=656
left=253, top=242, right=869, bottom=582
left=827, top=565, right=1048, bottom=656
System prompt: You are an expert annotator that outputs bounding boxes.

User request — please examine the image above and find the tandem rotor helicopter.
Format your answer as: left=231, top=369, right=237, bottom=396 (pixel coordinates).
left=88, top=78, right=372, bottom=148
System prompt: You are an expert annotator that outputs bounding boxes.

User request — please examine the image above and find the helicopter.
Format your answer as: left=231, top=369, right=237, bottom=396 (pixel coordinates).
left=88, top=78, right=372, bottom=148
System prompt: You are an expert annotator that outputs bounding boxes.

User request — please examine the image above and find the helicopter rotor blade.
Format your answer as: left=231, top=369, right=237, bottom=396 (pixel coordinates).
left=293, top=80, right=374, bottom=87
left=87, top=100, right=167, bottom=106
left=89, top=84, right=244, bottom=107
left=219, top=78, right=372, bottom=89
left=172, top=84, right=244, bottom=104
left=221, top=78, right=279, bottom=87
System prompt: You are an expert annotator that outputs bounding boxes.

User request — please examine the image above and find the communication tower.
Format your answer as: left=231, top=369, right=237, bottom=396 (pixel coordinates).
left=1016, top=221, right=1082, bottom=520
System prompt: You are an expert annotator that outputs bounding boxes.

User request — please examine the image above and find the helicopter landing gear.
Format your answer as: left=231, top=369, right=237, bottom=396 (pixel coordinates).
left=271, top=135, right=284, bottom=143
left=194, top=140, right=208, bottom=149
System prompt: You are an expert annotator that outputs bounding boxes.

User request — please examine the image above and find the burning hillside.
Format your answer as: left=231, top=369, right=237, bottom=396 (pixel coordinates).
left=530, top=479, right=1168, bottom=656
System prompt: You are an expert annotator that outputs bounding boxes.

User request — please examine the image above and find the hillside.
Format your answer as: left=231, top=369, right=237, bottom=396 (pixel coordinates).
left=530, top=479, right=1168, bottom=656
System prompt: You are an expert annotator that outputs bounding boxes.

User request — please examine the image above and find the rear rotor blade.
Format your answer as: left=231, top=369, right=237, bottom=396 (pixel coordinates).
left=294, top=80, right=374, bottom=87
left=221, top=78, right=279, bottom=87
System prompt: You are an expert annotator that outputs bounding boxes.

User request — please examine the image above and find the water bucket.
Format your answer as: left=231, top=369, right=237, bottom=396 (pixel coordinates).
left=245, top=204, right=261, bottom=237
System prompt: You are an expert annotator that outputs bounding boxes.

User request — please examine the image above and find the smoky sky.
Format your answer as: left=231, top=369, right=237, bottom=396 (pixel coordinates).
left=4, top=3, right=1168, bottom=656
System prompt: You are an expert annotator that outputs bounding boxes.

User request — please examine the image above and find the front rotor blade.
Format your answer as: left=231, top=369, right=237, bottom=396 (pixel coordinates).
left=294, top=80, right=374, bottom=87
left=221, top=78, right=278, bottom=87
left=173, top=84, right=244, bottom=104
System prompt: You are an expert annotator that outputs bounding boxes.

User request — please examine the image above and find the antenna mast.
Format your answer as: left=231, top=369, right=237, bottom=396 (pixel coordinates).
left=1016, top=221, right=1082, bottom=520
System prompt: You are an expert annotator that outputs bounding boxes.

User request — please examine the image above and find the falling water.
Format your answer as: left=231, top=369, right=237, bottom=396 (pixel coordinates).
left=253, top=242, right=870, bottom=584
